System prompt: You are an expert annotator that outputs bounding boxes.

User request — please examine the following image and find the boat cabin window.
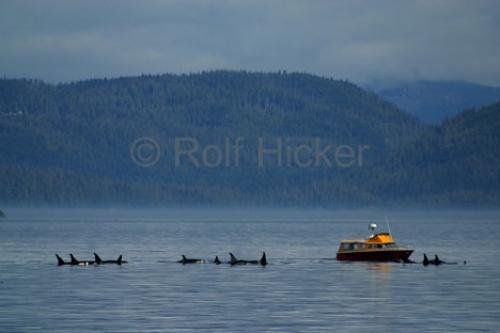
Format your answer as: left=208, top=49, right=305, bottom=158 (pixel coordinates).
left=340, top=243, right=354, bottom=250
left=367, top=243, right=396, bottom=249
left=340, top=242, right=365, bottom=250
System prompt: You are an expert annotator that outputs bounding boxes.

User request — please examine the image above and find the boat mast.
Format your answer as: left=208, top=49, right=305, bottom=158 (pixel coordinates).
left=385, top=216, right=392, bottom=236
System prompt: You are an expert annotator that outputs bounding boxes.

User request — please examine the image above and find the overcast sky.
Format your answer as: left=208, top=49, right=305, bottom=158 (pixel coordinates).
left=1, top=0, right=499, bottom=85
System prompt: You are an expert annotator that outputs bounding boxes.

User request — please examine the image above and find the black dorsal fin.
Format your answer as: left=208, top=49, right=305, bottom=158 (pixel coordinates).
left=229, top=253, right=237, bottom=263
left=55, top=254, right=65, bottom=266
left=260, top=252, right=267, bottom=266
left=117, top=255, right=123, bottom=265
left=69, top=254, right=79, bottom=265
left=94, top=253, right=102, bottom=264
left=423, top=253, right=429, bottom=266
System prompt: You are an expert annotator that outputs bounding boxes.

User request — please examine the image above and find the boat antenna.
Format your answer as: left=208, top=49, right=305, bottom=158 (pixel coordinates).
left=385, top=216, right=392, bottom=236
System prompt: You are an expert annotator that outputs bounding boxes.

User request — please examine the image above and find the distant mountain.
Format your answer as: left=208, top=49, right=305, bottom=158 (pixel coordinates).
left=0, top=71, right=498, bottom=206
left=365, top=80, right=500, bottom=124
left=379, top=101, right=500, bottom=205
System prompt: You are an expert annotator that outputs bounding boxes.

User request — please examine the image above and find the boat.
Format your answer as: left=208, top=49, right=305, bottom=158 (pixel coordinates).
left=336, top=224, right=413, bottom=262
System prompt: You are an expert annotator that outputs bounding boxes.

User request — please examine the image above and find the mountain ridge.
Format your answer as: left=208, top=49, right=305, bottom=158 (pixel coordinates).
left=1, top=71, right=498, bottom=206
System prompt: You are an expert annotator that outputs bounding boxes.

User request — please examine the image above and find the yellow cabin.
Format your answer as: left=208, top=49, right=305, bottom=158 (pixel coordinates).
left=366, top=232, right=395, bottom=245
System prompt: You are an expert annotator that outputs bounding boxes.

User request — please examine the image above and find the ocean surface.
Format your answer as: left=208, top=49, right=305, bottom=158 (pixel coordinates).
left=1, top=208, right=499, bottom=332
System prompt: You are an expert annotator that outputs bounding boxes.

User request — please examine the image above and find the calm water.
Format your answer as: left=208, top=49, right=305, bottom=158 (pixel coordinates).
left=1, top=208, right=500, bottom=332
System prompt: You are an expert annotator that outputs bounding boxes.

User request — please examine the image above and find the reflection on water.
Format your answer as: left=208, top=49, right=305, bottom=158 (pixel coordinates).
left=0, top=208, right=499, bottom=332
left=366, top=262, right=393, bottom=276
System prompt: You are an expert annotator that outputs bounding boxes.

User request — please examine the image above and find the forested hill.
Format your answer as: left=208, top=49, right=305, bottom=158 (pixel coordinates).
left=405, top=101, right=500, bottom=204
left=0, top=71, right=498, bottom=206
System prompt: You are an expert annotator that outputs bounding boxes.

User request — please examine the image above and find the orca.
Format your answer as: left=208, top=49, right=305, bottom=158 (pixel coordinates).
left=432, top=254, right=444, bottom=265
left=94, top=253, right=127, bottom=265
left=423, top=253, right=430, bottom=266
left=69, top=253, right=95, bottom=266
left=177, top=255, right=205, bottom=264
left=214, top=256, right=221, bottom=265
left=260, top=252, right=268, bottom=266
left=55, top=254, right=69, bottom=266
left=423, top=253, right=457, bottom=266
left=56, top=254, right=93, bottom=266
left=229, top=252, right=267, bottom=266
left=423, top=253, right=441, bottom=265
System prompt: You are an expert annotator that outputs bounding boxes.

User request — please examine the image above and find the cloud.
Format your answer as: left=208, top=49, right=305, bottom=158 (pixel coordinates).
left=1, top=0, right=499, bottom=85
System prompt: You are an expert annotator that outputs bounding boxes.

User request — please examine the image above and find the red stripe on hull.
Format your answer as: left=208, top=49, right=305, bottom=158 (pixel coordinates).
left=336, top=250, right=413, bottom=262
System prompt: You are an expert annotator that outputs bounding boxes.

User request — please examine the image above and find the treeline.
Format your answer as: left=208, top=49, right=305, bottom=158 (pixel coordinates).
left=0, top=71, right=498, bottom=206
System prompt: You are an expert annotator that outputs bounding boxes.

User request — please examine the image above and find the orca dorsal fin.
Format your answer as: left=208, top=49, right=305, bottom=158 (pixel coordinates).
left=69, top=253, right=79, bottom=265
left=423, top=253, right=429, bottom=266
left=260, top=252, right=267, bottom=266
left=229, top=253, right=237, bottom=263
left=94, top=253, right=102, bottom=264
left=55, top=254, right=65, bottom=266
left=182, top=255, right=187, bottom=261
left=214, top=256, right=221, bottom=264
left=117, top=255, right=123, bottom=265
